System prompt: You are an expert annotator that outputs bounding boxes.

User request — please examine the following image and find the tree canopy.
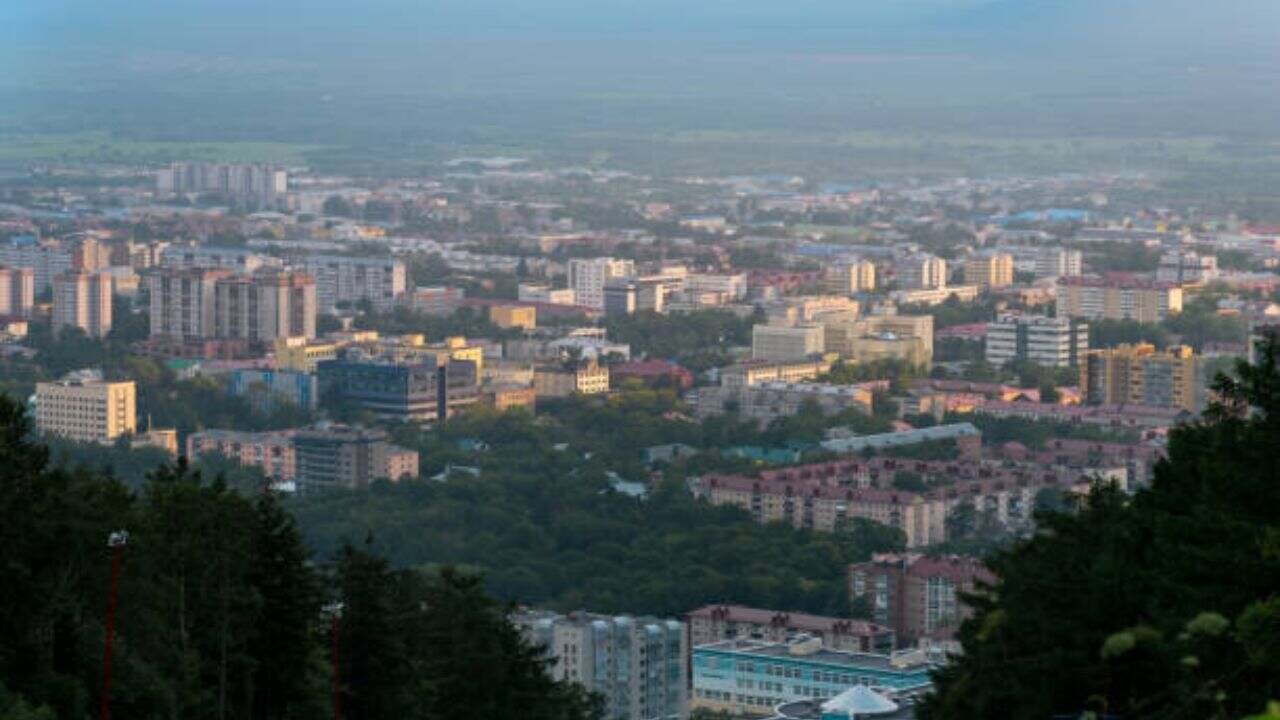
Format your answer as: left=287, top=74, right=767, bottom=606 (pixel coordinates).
left=920, top=340, right=1280, bottom=719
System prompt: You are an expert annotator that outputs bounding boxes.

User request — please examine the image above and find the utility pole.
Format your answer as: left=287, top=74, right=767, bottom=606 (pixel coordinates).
left=101, top=530, right=129, bottom=720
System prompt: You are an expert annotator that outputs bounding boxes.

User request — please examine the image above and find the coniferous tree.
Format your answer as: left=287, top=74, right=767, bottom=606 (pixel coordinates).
left=920, top=339, right=1280, bottom=719
left=246, top=490, right=325, bottom=720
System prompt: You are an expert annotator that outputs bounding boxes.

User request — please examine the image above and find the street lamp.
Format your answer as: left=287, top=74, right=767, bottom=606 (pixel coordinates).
left=101, top=531, right=128, bottom=720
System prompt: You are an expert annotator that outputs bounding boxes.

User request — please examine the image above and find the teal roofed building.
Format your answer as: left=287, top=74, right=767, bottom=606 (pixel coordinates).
left=691, top=637, right=932, bottom=718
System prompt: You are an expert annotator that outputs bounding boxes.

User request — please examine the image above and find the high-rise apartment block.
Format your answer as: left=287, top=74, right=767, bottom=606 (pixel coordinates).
left=35, top=379, right=136, bottom=444
left=822, top=260, right=877, bottom=295
left=568, top=257, right=635, bottom=310
left=985, top=314, right=1089, bottom=368
left=149, top=268, right=316, bottom=344
left=1057, top=276, right=1183, bottom=323
left=156, top=162, right=288, bottom=206
left=848, top=554, right=994, bottom=645
left=297, top=255, right=406, bottom=312
left=514, top=610, right=687, bottom=720
left=1081, top=343, right=1203, bottom=411
left=896, top=254, right=947, bottom=290
left=962, top=252, right=1013, bottom=288
left=0, top=266, right=35, bottom=316
left=52, top=271, right=112, bottom=338
left=752, top=324, right=826, bottom=361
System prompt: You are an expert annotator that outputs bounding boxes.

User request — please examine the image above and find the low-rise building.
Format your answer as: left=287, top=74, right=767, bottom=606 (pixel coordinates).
left=489, top=304, right=537, bottom=330
left=690, top=638, right=933, bottom=717
left=35, top=379, right=136, bottom=444
left=533, top=359, right=610, bottom=397
left=186, top=429, right=298, bottom=482
left=686, top=605, right=894, bottom=654
left=752, top=324, right=825, bottom=361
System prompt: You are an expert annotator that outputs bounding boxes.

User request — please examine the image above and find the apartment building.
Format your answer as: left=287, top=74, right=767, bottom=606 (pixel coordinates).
left=693, top=474, right=945, bottom=548
left=764, top=295, right=861, bottom=327
left=962, top=252, right=1013, bottom=289
left=985, top=313, right=1089, bottom=367
left=292, top=425, right=419, bottom=491
left=1057, top=276, right=1184, bottom=323
left=686, top=605, right=894, bottom=654
left=896, top=254, right=947, bottom=290
left=822, top=260, right=877, bottom=295
left=848, top=554, right=995, bottom=645
left=186, top=429, right=298, bottom=482
left=1033, top=247, right=1083, bottom=278
left=568, top=257, right=635, bottom=309
left=35, top=379, right=136, bottom=444
left=52, top=271, right=112, bottom=338
left=213, top=270, right=317, bottom=342
left=514, top=610, right=687, bottom=720
left=719, top=358, right=835, bottom=389
left=150, top=267, right=316, bottom=343
left=1081, top=343, right=1204, bottom=411
left=752, top=324, right=825, bottom=361
left=0, top=266, right=34, bottom=316
left=533, top=359, right=610, bottom=397
left=489, top=304, right=536, bottom=330
left=297, top=255, right=407, bottom=312
left=159, top=244, right=282, bottom=273
left=823, top=314, right=934, bottom=367
left=696, top=380, right=880, bottom=424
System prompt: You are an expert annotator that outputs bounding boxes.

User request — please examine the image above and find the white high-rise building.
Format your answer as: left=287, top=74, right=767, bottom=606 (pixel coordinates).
left=985, top=314, right=1089, bottom=368
left=568, top=257, right=635, bottom=309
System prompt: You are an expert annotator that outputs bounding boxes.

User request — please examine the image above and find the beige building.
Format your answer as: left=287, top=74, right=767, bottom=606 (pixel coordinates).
left=373, top=442, right=420, bottom=481
left=35, top=379, right=136, bottom=443
left=897, top=254, right=947, bottom=289
left=822, top=260, right=876, bottom=295
left=274, top=337, right=339, bottom=372
left=0, top=266, right=35, bottom=317
left=1058, top=277, right=1183, bottom=323
left=52, top=271, right=112, bottom=337
left=489, top=304, right=537, bottom=330
left=823, top=314, right=934, bottom=367
left=533, top=360, right=610, bottom=397
left=1081, top=343, right=1203, bottom=411
left=752, top=324, right=825, bottom=360
left=963, top=252, right=1014, bottom=288
left=764, top=295, right=860, bottom=327
left=686, top=605, right=894, bottom=654
left=151, top=267, right=315, bottom=343
left=719, top=358, right=835, bottom=389
left=891, top=285, right=980, bottom=306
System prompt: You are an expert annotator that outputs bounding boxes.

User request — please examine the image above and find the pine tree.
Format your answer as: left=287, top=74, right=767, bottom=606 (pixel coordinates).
left=246, top=490, right=325, bottom=720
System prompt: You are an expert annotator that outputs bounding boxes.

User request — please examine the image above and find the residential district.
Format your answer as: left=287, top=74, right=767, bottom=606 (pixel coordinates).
left=3, top=161, right=1279, bottom=720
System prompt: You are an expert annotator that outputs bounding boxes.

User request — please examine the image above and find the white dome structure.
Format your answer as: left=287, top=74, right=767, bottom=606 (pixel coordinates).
left=820, top=685, right=899, bottom=719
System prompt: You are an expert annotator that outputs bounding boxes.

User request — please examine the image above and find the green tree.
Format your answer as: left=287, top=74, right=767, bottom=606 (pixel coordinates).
left=920, top=340, right=1280, bottom=718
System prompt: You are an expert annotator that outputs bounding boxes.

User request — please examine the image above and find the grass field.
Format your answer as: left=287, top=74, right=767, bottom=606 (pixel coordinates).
left=0, top=132, right=322, bottom=166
